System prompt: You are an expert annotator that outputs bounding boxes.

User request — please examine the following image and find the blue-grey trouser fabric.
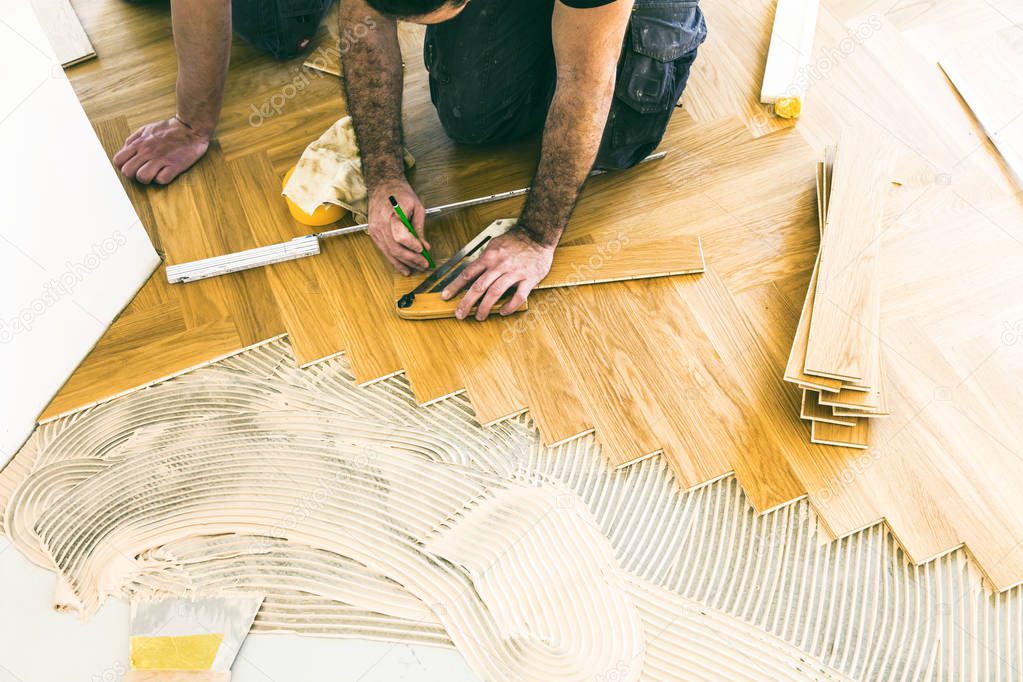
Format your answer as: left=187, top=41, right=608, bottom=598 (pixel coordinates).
left=231, top=0, right=334, bottom=59
left=231, top=0, right=706, bottom=168
left=423, top=0, right=707, bottom=169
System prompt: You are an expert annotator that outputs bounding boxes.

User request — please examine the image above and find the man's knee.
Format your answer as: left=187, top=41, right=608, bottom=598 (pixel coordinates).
left=596, top=2, right=707, bottom=170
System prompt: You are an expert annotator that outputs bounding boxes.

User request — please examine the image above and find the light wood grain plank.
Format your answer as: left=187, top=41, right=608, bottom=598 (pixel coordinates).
left=783, top=252, right=843, bottom=392
left=805, top=126, right=897, bottom=383
left=393, top=235, right=704, bottom=320
left=227, top=152, right=347, bottom=364
left=810, top=418, right=870, bottom=449
left=42, top=319, right=241, bottom=419
left=186, top=146, right=285, bottom=347
left=686, top=0, right=794, bottom=136
left=677, top=276, right=806, bottom=509
left=800, top=389, right=857, bottom=426
left=819, top=354, right=889, bottom=414
left=28, top=0, right=95, bottom=66
left=457, top=323, right=528, bottom=426
left=543, top=285, right=679, bottom=473
left=327, top=237, right=405, bottom=383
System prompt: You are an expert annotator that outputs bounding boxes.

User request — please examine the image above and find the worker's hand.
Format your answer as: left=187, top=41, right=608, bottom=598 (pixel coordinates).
left=113, top=117, right=211, bottom=185
left=368, top=180, right=431, bottom=275
left=441, top=228, right=554, bottom=321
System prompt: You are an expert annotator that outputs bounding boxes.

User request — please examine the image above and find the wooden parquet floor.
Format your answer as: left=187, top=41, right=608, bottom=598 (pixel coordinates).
left=39, top=0, right=1023, bottom=589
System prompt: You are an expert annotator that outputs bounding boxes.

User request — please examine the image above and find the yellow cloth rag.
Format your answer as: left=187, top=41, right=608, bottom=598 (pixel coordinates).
left=281, top=115, right=415, bottom=219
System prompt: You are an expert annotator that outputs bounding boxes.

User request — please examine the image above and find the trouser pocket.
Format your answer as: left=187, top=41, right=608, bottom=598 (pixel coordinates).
left=597, top=1, right=707, bottom=169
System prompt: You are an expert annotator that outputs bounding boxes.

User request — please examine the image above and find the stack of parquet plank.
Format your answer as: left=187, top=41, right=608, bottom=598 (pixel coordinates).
left=784, top=127, right=897, bottom=449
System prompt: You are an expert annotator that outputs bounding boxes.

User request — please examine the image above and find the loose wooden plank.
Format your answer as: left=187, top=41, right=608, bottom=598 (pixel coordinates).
left=939, top=29, right=1023, bottom=189
left=800, top=389, right=856, bottom=426
left=760, top=0, right=820, bottom=107
left=822, top=144, right=835, bottom=216
left=543, top=236, right=705, bottom=287
left=810, top=418, right=870, bottom=450
left=804, top=126, right=897, bottom=383
left=393, top=235, right=704, bottom=320
left=783, top=253, right=843, bottom=392
left=27, top=0, right=95, bottom=67
left=784, top=149, right=843, bottom=393
left=829, top=356, right=890, bottom=418
left=815, top=161, right=824, bottom=236
left=819, top=359, right=886, bottom=412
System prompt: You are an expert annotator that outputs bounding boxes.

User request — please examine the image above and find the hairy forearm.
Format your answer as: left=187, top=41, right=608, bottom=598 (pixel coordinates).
left=339, top=4, right=404, bottom=188
left=171, top=0, right=231, bottom=134
left=519, top=75, right=616, bottom=247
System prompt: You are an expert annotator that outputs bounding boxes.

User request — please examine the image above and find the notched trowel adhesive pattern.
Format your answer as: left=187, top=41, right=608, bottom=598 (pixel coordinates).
left=2, top=339, right=1013, bottom=679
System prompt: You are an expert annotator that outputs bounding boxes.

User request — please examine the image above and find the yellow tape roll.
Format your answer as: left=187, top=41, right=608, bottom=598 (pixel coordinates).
left=282, top=166, right=345, bottom=226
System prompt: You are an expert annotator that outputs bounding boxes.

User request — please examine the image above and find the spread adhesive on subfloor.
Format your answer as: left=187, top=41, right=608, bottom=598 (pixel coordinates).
left=1, top=338, right=1021, bottom=680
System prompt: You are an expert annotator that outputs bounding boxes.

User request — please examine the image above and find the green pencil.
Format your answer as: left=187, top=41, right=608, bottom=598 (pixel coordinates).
left=388, top=195, right=435, bottom=268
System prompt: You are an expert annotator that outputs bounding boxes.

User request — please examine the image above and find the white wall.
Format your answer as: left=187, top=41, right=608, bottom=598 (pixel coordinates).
left=0, top=0, right=161, bottom=465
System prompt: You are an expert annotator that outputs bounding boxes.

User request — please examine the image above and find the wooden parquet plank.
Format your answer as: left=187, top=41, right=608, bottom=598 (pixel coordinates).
left=685, top=0, right=793, bottom=137
left=801, top=390, right=856, bottom=427
left=818, top=361, right=885, bottom=413
left=185, top=145, right=285, bottom=346
left=42, top=318, right=240, bottom=419
left=811, top=419, right=869, bottom=449
left=457, top=319, right=528, bottom=426
left=148, top=172, right=237, bottom=329
left=227, top=152, right=347, bottom=364
left=614, top=275, right=737, bottom=488
left=760, top=0, right=820, bottom=106
left=28, top=0, right=95, bottom=66
left=391, top=235, right=705, bottom=320
left=785, top=253, right=843, bottom=392
left=865, top=322, right=1022, bottom=583
left=389, top=313, right=473, bottom=405
left=804, top=126, right=896, bottom=383
left=91, top=117, right=162, bottom=253
left=323, top=235, right=406, bottom=383
left=735, top=282, right=883, bottom=530
left=543, top=285, right=678, bottom=473
left=682, top=276, right=806, bottom=510
left=503, top=307, right=593, bottom=446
